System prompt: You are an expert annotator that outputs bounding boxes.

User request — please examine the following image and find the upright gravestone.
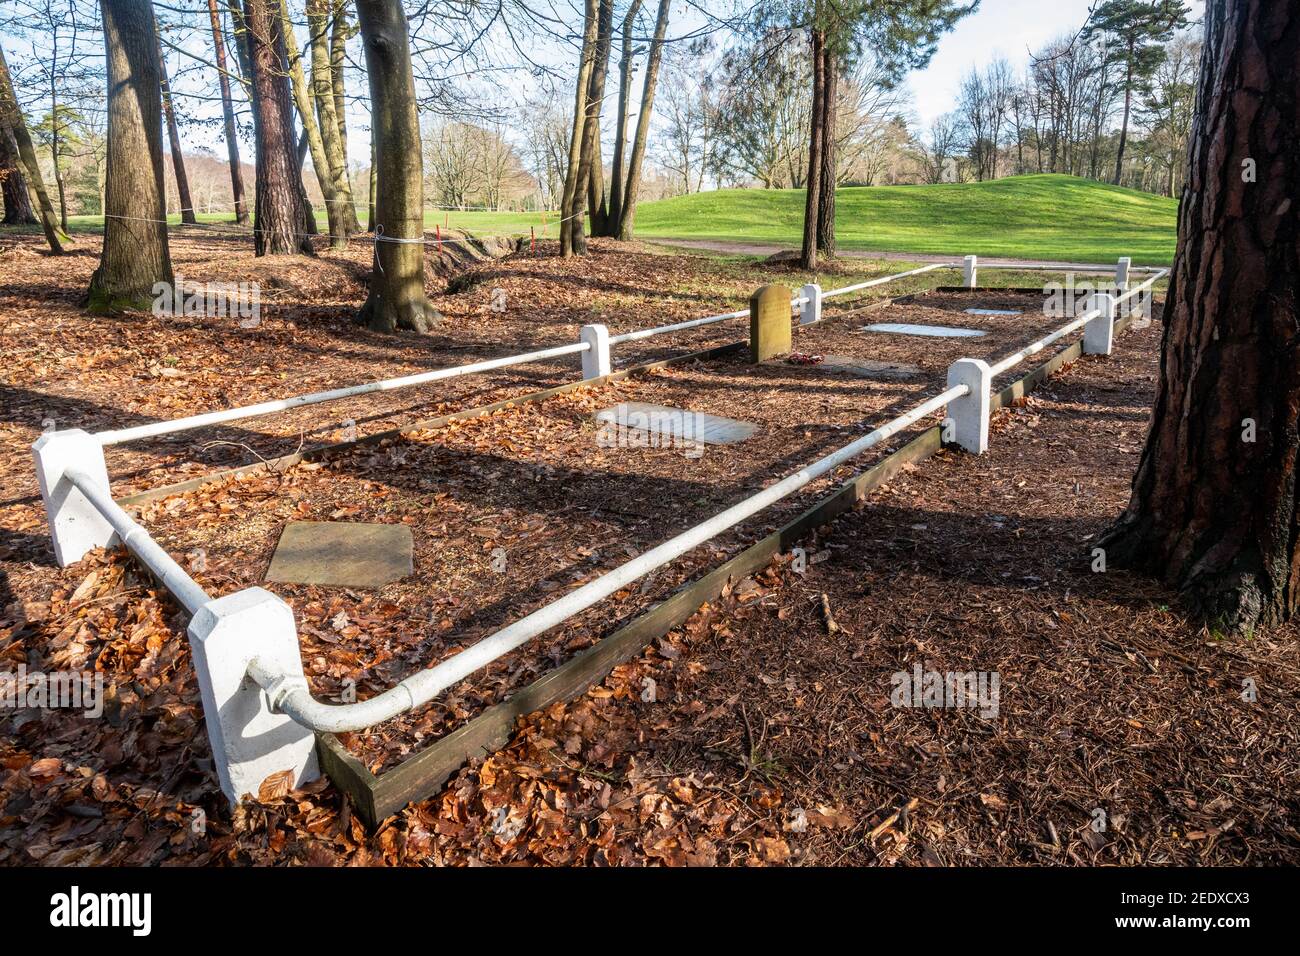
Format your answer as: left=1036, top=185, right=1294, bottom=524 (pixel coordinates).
left=749, top=284, right=792, bottom=363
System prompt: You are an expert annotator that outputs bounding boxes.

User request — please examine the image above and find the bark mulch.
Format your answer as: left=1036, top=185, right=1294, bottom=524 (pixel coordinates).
left=5, top=239, right=1285, bottom=866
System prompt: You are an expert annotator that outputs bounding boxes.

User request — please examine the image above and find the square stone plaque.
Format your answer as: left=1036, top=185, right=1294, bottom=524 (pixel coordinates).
left=266, top=521, right=413, bottom=588
left=861, top=322, right=987, bottom=338
left=815, top=354, right=921, bottom=380
left=595, top=402, right=757, bottom=445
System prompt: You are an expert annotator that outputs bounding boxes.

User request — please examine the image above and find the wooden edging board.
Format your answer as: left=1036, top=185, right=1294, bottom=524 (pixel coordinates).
left=317, top=307, right=1141, bottom=827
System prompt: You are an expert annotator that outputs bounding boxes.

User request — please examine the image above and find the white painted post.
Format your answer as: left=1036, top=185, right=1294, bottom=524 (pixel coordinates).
left=963, top=255, right=978, bottom=289
left=1115, top=257, right=1132, bottom=316
left=1084, top=293, right=1116, bottom=356
left=187, top=587, right=320, bottom=806
left=945, top=358, right=992, bottom=454
left=579, top=323, right=611, bottom=380
left=32, top=429, right=116, bottom=567
left=798, top=283, right=822, bottom=325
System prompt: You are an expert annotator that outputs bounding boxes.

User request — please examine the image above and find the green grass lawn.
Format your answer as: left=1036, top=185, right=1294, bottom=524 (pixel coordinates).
left=37, top=174, right=1176, bottom=265
left=633, top=174, right=1178, bottom=265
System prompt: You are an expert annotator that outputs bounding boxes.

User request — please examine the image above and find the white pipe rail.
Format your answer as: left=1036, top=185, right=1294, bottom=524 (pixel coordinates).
left=65, top=467, right=211, bottom=614
left=988, top=310, right=1098, bottom=377
left=94, top=342, right=592, bottom=447
left=1115, top=268, right=1171, bottom=306
left=90, top=261, right=958, bottom=448
left=821, top=262, right=954, bottom=300
left=248, top=382, right=970, bottom=733
left=607, top=308, right=749, bottom=345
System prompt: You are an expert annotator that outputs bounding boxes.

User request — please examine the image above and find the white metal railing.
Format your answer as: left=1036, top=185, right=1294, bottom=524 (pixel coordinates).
left=247, top=381, right=971, bottom=733
left=31, top=251, right=1165, bottom=807
left=85, top=260, right=958, bottom=453
left=94, top=341, right=592, bottom=447
left=65, top=467, right=211, bottom=614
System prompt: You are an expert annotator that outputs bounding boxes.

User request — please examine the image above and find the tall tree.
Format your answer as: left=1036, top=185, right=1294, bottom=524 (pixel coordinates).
left=0, top=43, right=67, bottom=253
left=354, top=0, right=439, bottom=331
left=582, top=0, right=615, bottom=236
left=207, top=0, right=249, bottom=223
left=1101, top=0, right=1299, bottom=634
left=1085, top=0, right=1192, bottom=185
left=243, top=0, right=313, bottom=255
left=278, top=0, right=346, bottom=247
left=791, top=0, right=975, bottom=268
left=157, top=41, right=197, bottom=225
left=308, top=0, right=360, bottom=236
left=605, top=0, right=641, bottom=233
left=614, top=0, right=670, bottom=241
left=87, top=0, right=173, bottom=311
left=560, top=0, right=599, bottom=256
left=0, top=122, right=36, bottom=224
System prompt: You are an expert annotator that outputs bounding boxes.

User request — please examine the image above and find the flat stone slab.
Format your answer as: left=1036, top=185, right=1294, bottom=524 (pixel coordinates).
left=965, top=308, right=1023, bottom=316
left=266, top=521, right=413, bottom=588
left=861, top=322, right=987, bottom=338
left=814, top=353, right=921, bottom=380
left=595, top=402, right=757, bottom=446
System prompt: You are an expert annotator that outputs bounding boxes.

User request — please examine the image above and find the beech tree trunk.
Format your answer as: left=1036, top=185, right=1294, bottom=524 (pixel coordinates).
left=331, top=1, right=350, bottom=150
left=207, top=0, right=248, bottom=223
left=244, top=0, right=313, bottom=255
left=1101, top=0, right=1300, bottom=634
left=799, top=28, right=826, bottom=270
left=615, top=0, right=669, bottom=241
left=560, top=0, right=599, bottom=257
left=354, top=0, right=440, bottom=332
left=0, top=122, right=36, bottom=224
left=279, top=0, right=345, bottom=247
left=158, top=44, right=197, bottom=224
left=605, top=0, right=640, bottom=235
left=87, top=0, right=173, bottom=311
left=583, top=0, right=615, bottom=237
left=309, top=0, right=360, bottom=236
left=0, top=44, right=66, bottom=252
left=815, top=45, right=837, bottom=258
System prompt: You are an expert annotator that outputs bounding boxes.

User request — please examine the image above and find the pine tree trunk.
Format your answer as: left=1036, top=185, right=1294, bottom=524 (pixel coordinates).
left=207, top=0, right=248, bottom=223
left=158, top=44, right=198, bottom=225
left=354, top=0, right=440, bottom=332
left=800, top=28, right=826, bottom=271
left=244, top=0, right=313, bottom=255
left=1100, top=0, right=1300, bottom=634
left=560, top=0, right=599, bottom=257
left=0, top=44, right=66, bottom=252
left=615, top=0, right=669, bottom=241
left=87, top=0, right=172, bottom=311
left=309, top=0, right=360, bottom=236
left=815, top=44, right=836, bottom=258
left=605, top=0, right=640, bottom=236
left=1113, top=52, right=1134, bottom=186
left=0, top=121, right=36, bottom=224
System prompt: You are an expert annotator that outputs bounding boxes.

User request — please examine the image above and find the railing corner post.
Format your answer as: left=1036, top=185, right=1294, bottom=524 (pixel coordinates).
left=579, top=323, right=611, bottom=380
left=945, top=358, right=992, bottom=454
left=963, top=255, right=978, bottom=289
left=799, top=283, right=822, bottom=325
left=1084, top=293, right=1117, bottom=356
left=31, top=429, right=115, bottom=567
left=187, top=587, right=319, bottom=807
